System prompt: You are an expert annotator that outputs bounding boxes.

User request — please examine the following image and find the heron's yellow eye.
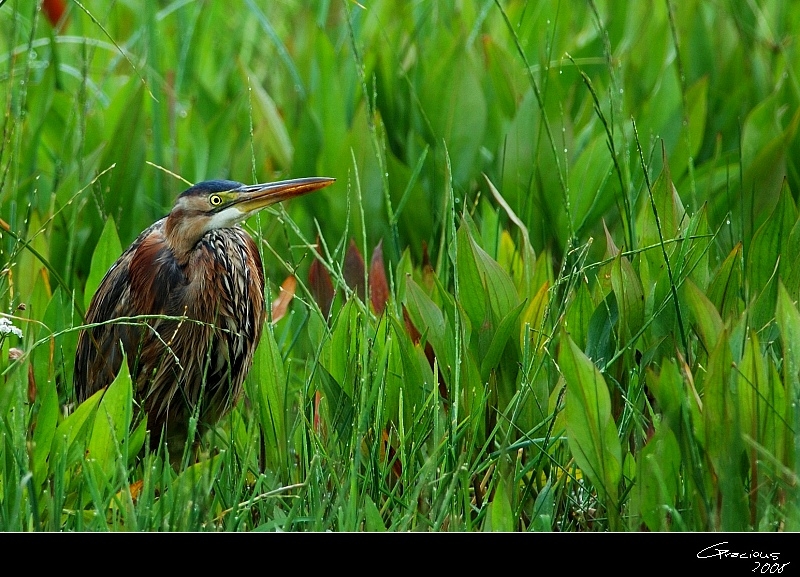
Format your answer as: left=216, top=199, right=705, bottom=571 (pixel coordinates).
left=210, top=194, right=222, bottom=206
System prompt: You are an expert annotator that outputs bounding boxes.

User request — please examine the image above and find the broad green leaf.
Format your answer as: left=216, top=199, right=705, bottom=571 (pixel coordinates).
left=481, top=300, right=525, bottom=382
left=680, top=204, right=712, bottom=290
left=634, top=424, right=680, bottom=531
left=246, top=323, right=288, bottom=473
left=127, top=420, right=147, bottom=466
left=670, top=77, right=708, bottom=180
left=569, top=132, right=614, bottom=234
left=703, top=330, right=748, bottom=530
left=457, top=224, right=518, bottom=327
left=394, top=248, right=414, bottom=303
left=646, top=361, right=682, bottom=435
left=680, top=278, right=723, bottom=355
left=150, top=454, right=223, bottom=526
left=610, top=252, right=644, bottom=343
left=459, top=352, right=485, bottom=435
left=500, top=89, right=539, bottom=229
left=487, top=476, right=514, bottom=532
left=38, top=288, right=79, bottom=410
left=739, top=96, right=800, bottom=236
left=531, top=249, right=554, bottom=302
left=560, top=331, right=622, bottom=526
left=484, top=174, right=541, bottom=294
left=750, top=270, right=779, bottom=336
left=478, top=200, right=501, bottom=259
left=456, top=224, right=488, bottom=327
left=16, top=213, right=51, bottom=306
left=516, top=349, right=554, bottom=437
left=520, top=281, right=549, bottom=349
left=784, top=216, right=800, bottom=299
left=363, top=495, right=386, bottom=532
left=585, top=292, right=618, bottom=369
left=421, top=40, right=486, bottom=186
left=328, top=299, right=362, bottom=397
left=736, top=329, right=784, bottom=469
left=32, top=371, right=59, bottom=484
left=595, top=222, right=618, bottom=297
left=764, top=360, right=787, bottom=464
left=84, top=217, right=123, bottom=312
left=315, top=364, right=354, bottom=443
left=564, top=280, right=593, bottom=350
left=531, top=480, right=554, bottom=532
left=775, top=283, right=800, bottom=485
left=404, top=277, right=450, bottom=370
left=747, top=180, right=796, bottom=296
left=387, top=316, right=432, bottom=427
left=53, top=388, right=103, bottom=467
left=636, top=161, right=687, bottom=274
left=496, top=230, right=522, bottom=288
left=86, top=355, right=133, bottom=482
left=707, top=243, right=743, bottom=321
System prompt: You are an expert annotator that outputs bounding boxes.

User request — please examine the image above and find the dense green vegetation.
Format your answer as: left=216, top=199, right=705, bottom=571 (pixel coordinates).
left=1, top=0, right=799, bottom=531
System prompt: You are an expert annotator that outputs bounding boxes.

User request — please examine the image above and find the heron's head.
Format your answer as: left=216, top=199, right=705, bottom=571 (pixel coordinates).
left=165, top=177, right=334, bottom=254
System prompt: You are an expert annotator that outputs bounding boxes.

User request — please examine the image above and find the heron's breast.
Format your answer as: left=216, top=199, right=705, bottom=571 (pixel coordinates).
left=186, top=228, right=265, bottom=331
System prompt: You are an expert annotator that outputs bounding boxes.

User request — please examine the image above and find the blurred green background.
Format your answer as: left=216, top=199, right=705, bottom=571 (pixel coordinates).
left=7, top=0, right=799, bottom=301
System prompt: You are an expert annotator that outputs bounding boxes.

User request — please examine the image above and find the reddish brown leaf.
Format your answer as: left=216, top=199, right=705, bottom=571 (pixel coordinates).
left=314, top=390, right=322, bottom=434
left=309, top=238, right=334, bottom=318
left=402, top=306, right=421, bottom=344
left=369, top=239, right=389, bottom=315
left=421, top=241, right=431, bottom=269
left=271, top=275, right=297, bottom=323
left=42, top=0, right=67, bottom=28
left=343, top=239, right=366, bottom=301
left=129, top=480, right=143, bottom=502
left=27, top=363, right=35, bottom=404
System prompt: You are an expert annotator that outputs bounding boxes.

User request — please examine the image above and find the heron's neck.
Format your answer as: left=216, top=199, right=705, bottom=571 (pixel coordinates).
left=165, top=209, right=208, bottom=263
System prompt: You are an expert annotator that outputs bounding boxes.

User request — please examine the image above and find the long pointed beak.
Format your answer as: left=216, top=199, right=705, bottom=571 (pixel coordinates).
left=233, top=177, right=335, bottom=214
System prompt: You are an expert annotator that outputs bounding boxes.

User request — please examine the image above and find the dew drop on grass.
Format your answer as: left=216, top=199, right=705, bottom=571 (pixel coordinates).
left=726, top=219, right=731, bottom=225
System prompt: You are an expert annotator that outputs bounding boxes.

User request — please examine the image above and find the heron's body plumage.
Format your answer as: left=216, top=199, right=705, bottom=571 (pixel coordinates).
left=74, top=177, right=334, bottom=450
left=75, top=218, right=264, bottom=445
